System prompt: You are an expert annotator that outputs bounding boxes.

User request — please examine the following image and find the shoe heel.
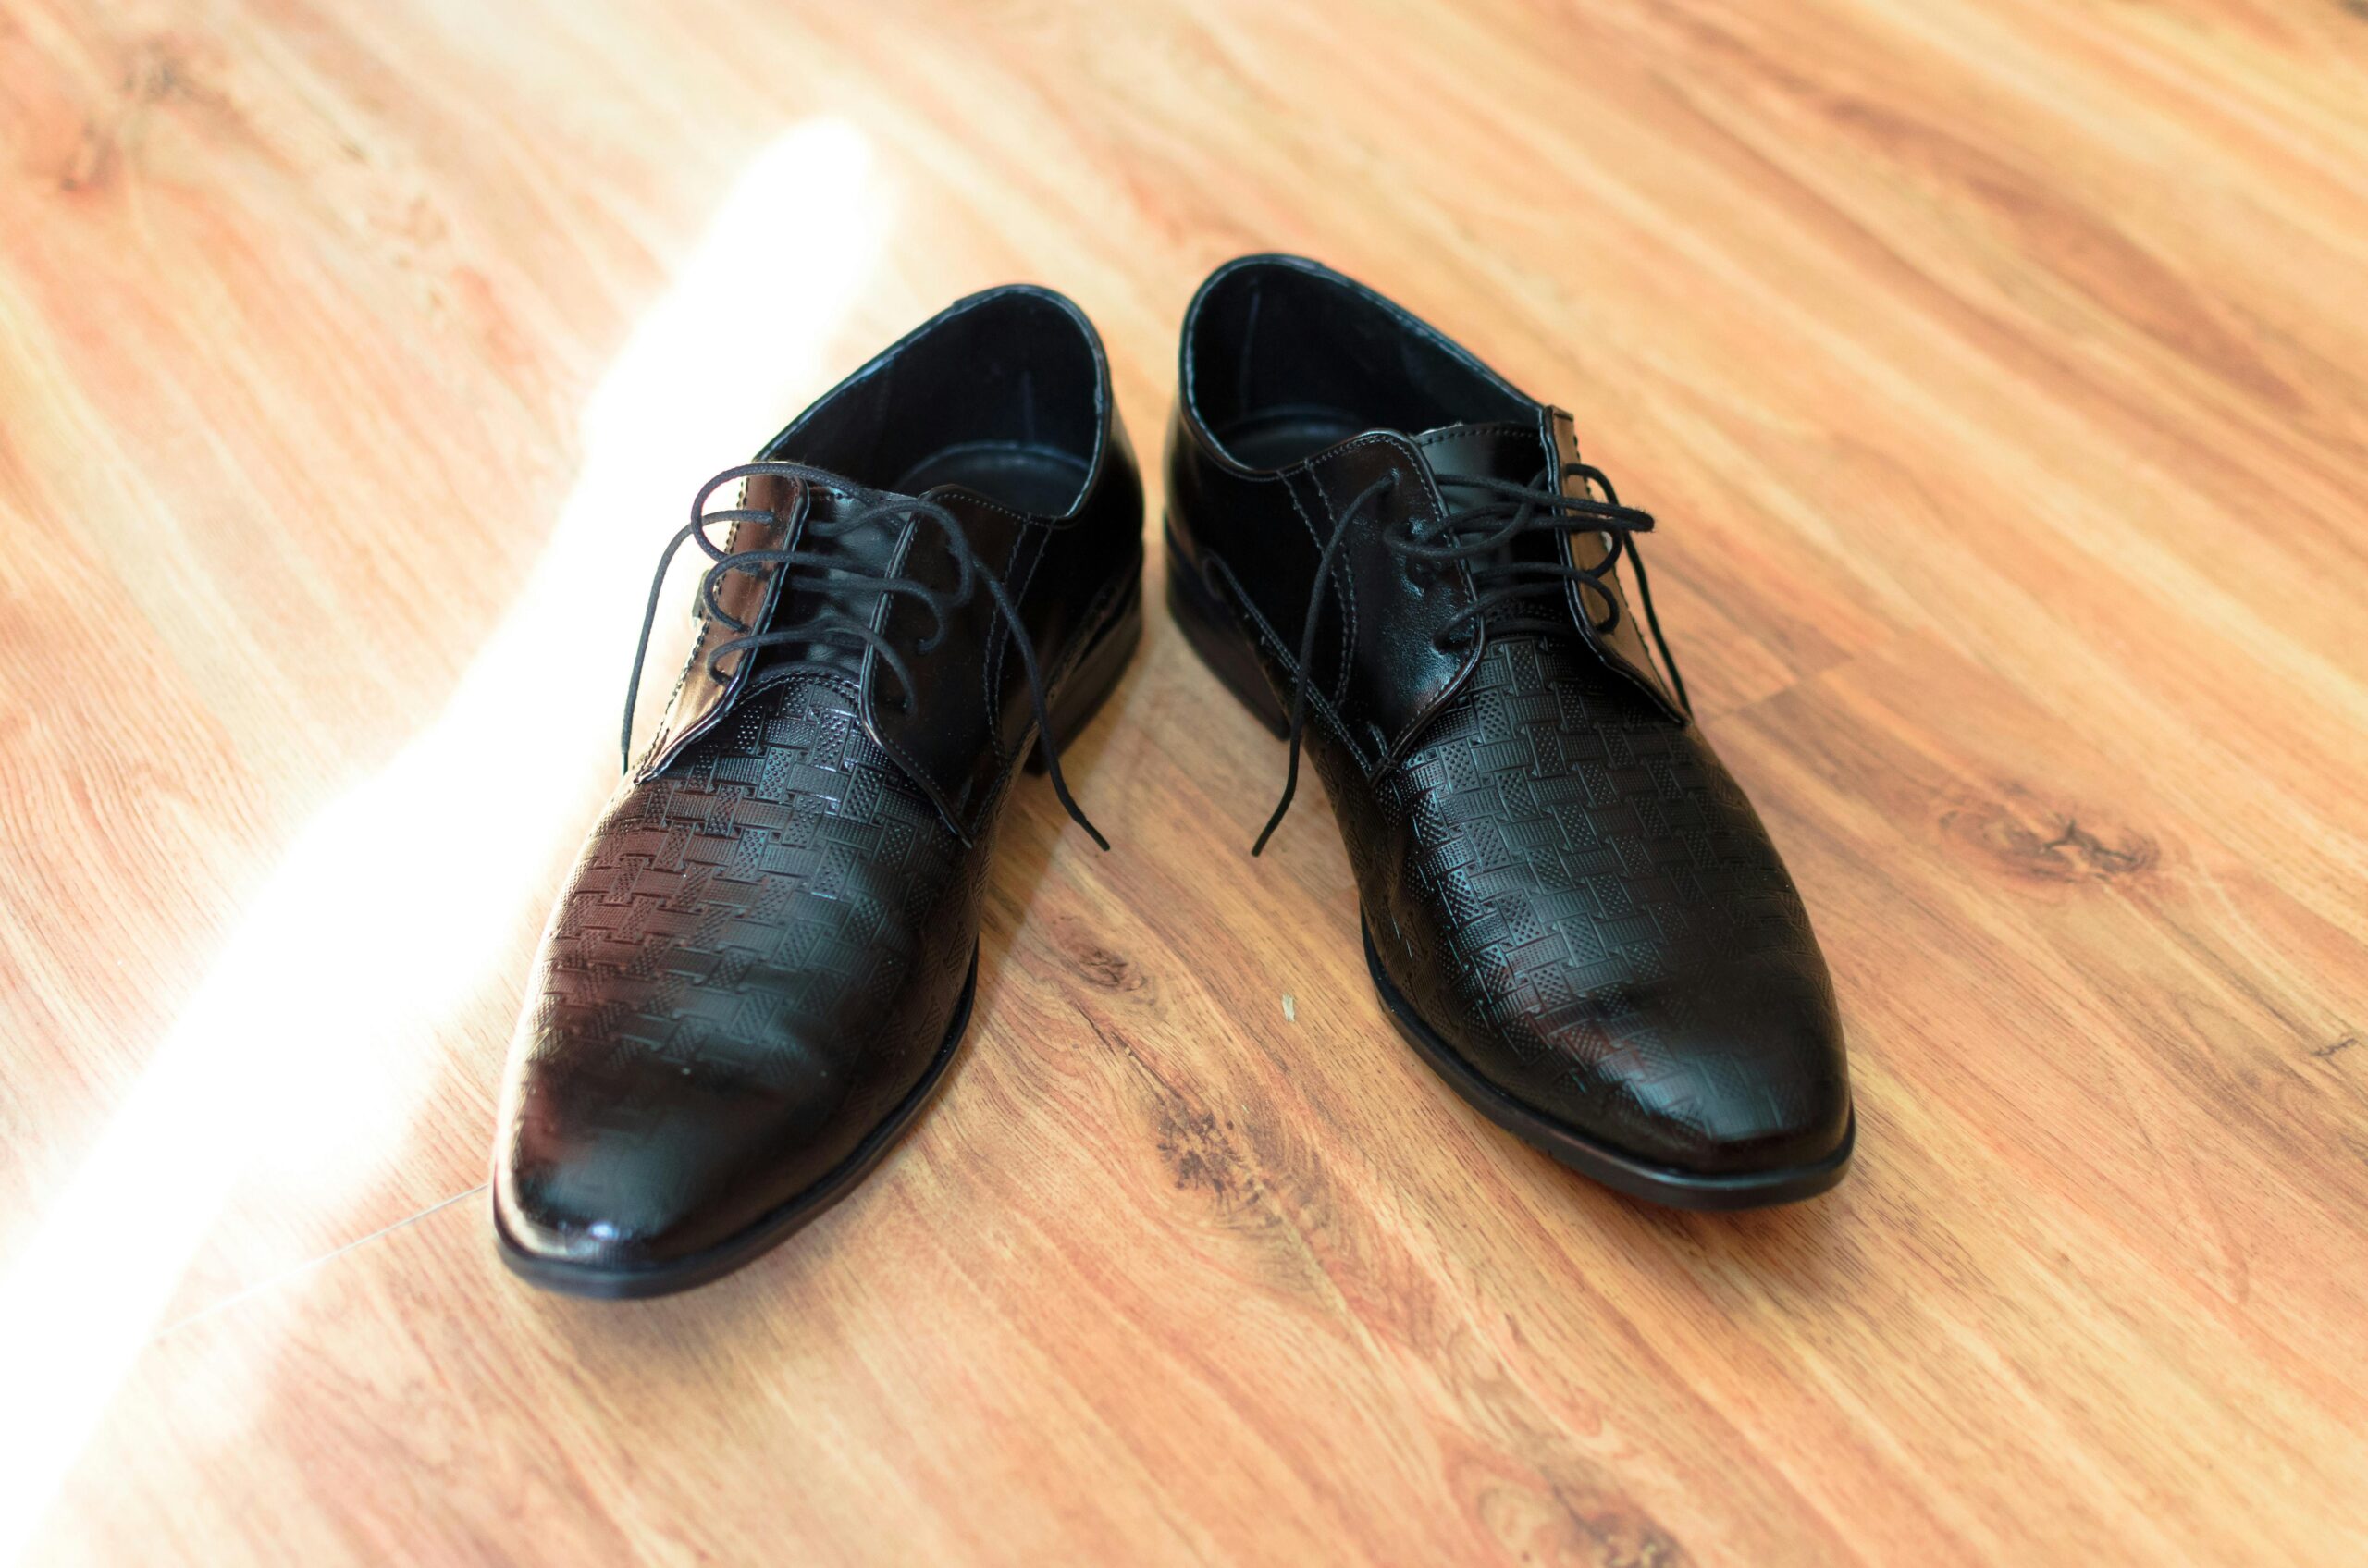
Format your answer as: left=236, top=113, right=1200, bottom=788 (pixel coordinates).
left=1025, top=576, right=1142, bottom=774
left=1165, top=528, right=1289, bottom=740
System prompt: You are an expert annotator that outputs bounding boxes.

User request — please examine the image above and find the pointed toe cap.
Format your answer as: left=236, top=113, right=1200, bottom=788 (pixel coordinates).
left=1592, top=949, right=1853, bottom=1178
left=488, top=1016, right=883, bottom=1294
left=492, top=1067, right=800, bottom=1287
left=1369, top=920, right=1854, bottom=1205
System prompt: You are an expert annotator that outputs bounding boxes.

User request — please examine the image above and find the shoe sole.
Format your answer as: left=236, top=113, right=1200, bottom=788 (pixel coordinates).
left=1167, top=528, right=1852, bottom=1211
left=496, top=572, right=1145, bottom=1299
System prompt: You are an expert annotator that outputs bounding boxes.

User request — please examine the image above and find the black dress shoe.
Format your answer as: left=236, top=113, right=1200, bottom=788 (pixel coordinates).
left=494, top=287, right=1143, bottom=1295
left=1165, top=255, right=1852, bottom=1209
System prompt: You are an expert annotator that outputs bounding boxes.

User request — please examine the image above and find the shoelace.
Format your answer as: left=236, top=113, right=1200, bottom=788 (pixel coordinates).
left=623, top=461, right=1107, bottom=849
left=1254, top=460, right=1688, bottom=856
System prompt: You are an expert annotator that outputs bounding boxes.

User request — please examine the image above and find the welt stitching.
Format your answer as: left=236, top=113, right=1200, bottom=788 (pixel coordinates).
left=645, top=511, right=745, bottom=771
left=1277, top=472, right=1354, bottom=712
left=982, top=524, right=1043, bottom=745
left=860, top=526, right=965, bottom=841
left=1207, top=553, right=1371, bottom=771
left=1303, top=472, right=1360, bottom=714
left=967, top=562, right=1130, bottom=835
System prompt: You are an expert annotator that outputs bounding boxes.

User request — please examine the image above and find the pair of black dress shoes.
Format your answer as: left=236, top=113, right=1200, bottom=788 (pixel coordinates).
left=493, top=255, right=1855, bottom=1299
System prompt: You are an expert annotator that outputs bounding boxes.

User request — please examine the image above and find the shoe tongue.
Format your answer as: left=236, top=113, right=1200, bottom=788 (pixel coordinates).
left=1410, top=420, right=1572, bottom=636
left=1410, top=420, right=1552, bottom=488
left=738, top=469, right=911, bottom=690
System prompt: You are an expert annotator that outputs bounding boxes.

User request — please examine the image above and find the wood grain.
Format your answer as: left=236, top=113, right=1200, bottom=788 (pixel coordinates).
left=2, top=0, right=2364, bottom=1562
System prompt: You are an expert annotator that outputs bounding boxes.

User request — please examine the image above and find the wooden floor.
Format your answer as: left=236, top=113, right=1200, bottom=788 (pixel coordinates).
left=2, top=0, right=2365, bottom=1562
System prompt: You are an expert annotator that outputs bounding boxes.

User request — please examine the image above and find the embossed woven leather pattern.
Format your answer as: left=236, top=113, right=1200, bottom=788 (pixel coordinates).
left=1343, top=634, right=1840, bottom=1162
left=517, top=673, right=980, bottom=1151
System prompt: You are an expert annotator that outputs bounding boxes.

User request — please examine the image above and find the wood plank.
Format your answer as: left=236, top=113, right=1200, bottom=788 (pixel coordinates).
left=2, top=0, right=2363, bottom=1561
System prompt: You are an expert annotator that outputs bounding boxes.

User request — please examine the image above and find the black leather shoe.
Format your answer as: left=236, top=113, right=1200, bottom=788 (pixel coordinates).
left=494, top=287, right=1143, bottom=1295
left=1165, top=255, right=1852, bottom=1209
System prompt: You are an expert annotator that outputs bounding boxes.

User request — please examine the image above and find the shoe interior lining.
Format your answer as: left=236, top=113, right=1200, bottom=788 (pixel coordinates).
left=771, top=292, right=1101, bottom=514
left=1186, top=263, right=1528, bottom=468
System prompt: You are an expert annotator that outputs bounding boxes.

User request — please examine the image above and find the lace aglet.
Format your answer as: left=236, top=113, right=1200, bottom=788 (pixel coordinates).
left=1250, top=795, right=1290, bottom=858
left=1041, top=758, right=1111, bottom=852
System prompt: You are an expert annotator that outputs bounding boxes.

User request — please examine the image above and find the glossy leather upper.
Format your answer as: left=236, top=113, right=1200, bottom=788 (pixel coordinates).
left=1166, top=255, right=1849, bottom=1176
left=496, top=287, right=1142, bottom=1276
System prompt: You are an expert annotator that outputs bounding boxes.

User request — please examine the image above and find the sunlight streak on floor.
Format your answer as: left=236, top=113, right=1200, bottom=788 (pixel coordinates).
left=0, top=118, right=892, bottom=1562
